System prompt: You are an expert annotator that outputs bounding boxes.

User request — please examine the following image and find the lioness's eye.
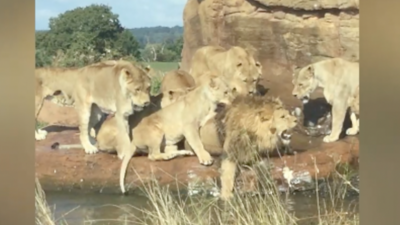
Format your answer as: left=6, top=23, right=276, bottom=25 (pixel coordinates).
left=298, top=84, right=302, bottom=86
left=135, top=88, right=140, bottom=91
left=224, top=91, right=228, bottom=94
left=281, top=115, right=285, bottom=118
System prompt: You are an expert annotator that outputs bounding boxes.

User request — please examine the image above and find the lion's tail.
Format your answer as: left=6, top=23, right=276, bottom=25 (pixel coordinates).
left=119, top=145, right=137, bottom=194
left=51, top=142, right=83, bottom=150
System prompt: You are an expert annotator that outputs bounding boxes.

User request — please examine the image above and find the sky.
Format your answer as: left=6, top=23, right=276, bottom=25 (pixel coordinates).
left=35, top=0, right=186, bottom=30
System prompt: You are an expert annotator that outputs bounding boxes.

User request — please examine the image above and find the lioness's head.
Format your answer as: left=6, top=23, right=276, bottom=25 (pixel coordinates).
left=117, top=62, right=152, bottom=111
left=206, top=74, right=238, bottom=106
left=161, top=87, right=193, bottom=108
left=228, top=47, right=262, bottom=95
left=256, top=100, right=298, bottom=146
left=292, top=65, right=318, bottom=104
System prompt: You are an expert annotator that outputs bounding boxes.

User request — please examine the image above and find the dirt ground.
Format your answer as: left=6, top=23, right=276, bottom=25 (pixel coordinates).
left=35, top=72, right=359, bottom=194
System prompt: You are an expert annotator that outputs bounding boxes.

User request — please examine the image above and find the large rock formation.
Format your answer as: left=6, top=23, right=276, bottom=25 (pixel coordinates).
left=181, top=0, right=359, bottom=84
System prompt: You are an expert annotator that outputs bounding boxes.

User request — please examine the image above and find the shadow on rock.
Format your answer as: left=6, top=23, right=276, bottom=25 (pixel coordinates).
left=301, top=97, right=354, bottom=139
left=256, top=83, right=269, bottom=96
left=42, top=125, right=79, bottom=133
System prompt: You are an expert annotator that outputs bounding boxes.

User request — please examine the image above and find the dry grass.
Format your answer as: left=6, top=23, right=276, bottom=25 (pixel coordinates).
left=35, top=156, right=359, bottom=225
left=82, top=163, right=359, bottom=225
left=35, top=176, right=55, bottom=225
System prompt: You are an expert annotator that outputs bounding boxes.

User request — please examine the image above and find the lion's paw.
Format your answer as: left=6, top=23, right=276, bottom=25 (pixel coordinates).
left=84, top=144, right=99, bottom=154
left=219, top=190, right=234, bottom=201
left=323, top=135, right=339, bottom=143
left=198, top=152, right=214, bottom=166
left=180, top=150, right=195, bottom=156
left=35, top=130, right=48, bottom=140
left=117, top=152, right=125, bottom=160
left=346, top=127, right=359, bottom=136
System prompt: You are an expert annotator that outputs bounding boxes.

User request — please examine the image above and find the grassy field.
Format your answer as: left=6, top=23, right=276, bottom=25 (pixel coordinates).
left=144, top=62, right=179, bottom=72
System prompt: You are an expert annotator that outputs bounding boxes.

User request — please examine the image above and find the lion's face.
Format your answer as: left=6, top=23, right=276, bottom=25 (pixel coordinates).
left=230, top=60, right=262, bottom=96
left=207, top=77, right=237, bottom=106
left=227, top=48, right=262, bottom=96
left=256, top=104, right=298, bottom=146
left=292, top=65, right=317, bottom=104
left=271, top=107, right=298, bottom=146
left=120, top=65, right=152, bottom=111
left=161, top=88, right=192, bottom=108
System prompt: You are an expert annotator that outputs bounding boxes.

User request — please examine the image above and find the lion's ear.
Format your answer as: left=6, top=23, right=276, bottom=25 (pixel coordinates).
left=209, top=78, right=216, bottom=88
left=186, top=86, right=195, bottom=92
left=306, top=65, right=314, bottom=75
left=257, top=111, right=271, bottom=122
left=168, top=90, right=175, bottom=99
left=121, top=69, right=131, bottom=80
left=144, top=65, right=152, bottom=73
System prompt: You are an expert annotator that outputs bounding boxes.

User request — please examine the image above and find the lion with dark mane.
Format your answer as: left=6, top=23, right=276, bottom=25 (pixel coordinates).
left=214, top=95, right=298, bottom=200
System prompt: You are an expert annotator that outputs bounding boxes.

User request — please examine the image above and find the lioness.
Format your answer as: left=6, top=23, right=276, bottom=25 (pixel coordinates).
left=214, top=95, right=298, bottom=200
left=189, top=45, right=262, bottom=95
left=52, top=88, right=191, bottom=155
left=160, top=69, right=196, bottom=94
left=292, top=58, right=359, bottom=143
left=73, top=60, right=152, bottom=154
left=35, top=60, right=120, bottom=140
left=118, top=73, right=237, bottom=193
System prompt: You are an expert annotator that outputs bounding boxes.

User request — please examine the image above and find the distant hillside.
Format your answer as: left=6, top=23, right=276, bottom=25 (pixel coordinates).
left=35, top=26, right=183, bottom=48
left=127, top=26, right=183, bottom=48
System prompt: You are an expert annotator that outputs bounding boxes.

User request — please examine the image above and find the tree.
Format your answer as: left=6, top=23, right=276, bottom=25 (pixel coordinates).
left=36, top=4, right=141, bottom=67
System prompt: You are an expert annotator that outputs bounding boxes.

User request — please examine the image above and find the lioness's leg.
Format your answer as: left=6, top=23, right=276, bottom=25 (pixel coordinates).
left=165, top=144, right=195, bottom=156
left=148, top=141, right=192, bottom=161
left=35, top=89, right=51, bottom=140
left=346, top=112, right=359, bottom=135
left=323, top=102, right=347, bottom=143
left=77, top=102, right=99, bottom=154
left=220, top=158, right=237, bottom=201
left=183, top=125, right=214, bottom=165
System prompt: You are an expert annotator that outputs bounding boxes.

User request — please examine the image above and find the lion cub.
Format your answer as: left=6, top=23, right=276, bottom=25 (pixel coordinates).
left=214, top=95, right=298, bottom=200
left=292, top=58, right=359, bottom=143
left=119, top=73, right=237, bottom=193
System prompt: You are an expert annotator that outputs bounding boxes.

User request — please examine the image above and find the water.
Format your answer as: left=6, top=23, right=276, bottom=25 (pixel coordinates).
left=46, top=190, right=359, bottom=224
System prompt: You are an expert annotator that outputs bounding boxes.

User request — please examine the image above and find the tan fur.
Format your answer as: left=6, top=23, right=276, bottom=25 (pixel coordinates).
left=160, top=69, right=196, bottom=94
left=346, top=85, right=360, bottom=136
left=47, top=60, right=152, bottom=154
left=292, top=58, right=359, bottom=142
left=117, top=73, right=237, bottom=193
left=35, top=60, right=120, bottom=140
left=183, top=45, right=263, bottom=153
left=214, top=95, right=298, bottom=200
left=189, top=45, right=262, bottom=96
left=53, top=88, right=190, bottom=152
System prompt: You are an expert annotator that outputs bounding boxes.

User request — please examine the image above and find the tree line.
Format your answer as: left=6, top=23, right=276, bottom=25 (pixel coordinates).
left=36, top=4, right=184, bottom=68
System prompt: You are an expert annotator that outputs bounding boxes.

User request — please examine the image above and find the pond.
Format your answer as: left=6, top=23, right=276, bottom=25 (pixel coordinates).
left=46, top=188, right=359, bottom=224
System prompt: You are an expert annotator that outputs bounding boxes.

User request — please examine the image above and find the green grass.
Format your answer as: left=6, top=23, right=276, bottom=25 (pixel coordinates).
left=144, top=62, right=179, bottom=72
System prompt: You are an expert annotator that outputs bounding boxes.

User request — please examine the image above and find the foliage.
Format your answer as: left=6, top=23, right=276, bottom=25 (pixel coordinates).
left=35, top=4, right=141, bottom=67
left=128, top=26, right=183, bottom=48
left=139, top=35, right=183, bottom=62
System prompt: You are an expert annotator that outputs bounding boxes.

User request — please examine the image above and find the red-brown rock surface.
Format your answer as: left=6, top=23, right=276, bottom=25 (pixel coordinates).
left=36, top=101, right=359, bottom=194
